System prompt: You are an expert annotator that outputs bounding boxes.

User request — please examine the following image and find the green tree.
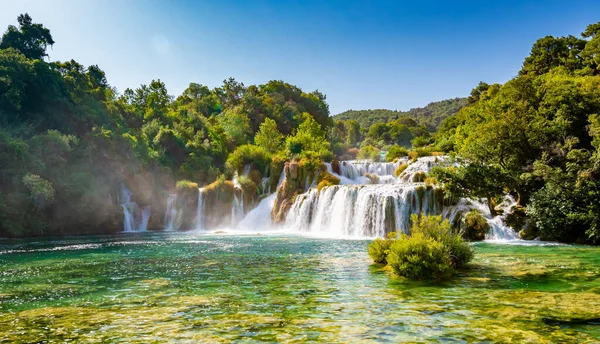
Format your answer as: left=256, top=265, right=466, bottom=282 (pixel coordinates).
left=254, top=118, right=283, bottom=154
left=0, top=13, right=54, bottom=60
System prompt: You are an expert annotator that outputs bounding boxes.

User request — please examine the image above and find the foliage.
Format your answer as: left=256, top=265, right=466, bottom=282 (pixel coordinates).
left=175, top=180, right=198, bottom=192
left=22, top=173, right=55, bottom=209
left=226, top=144, right=271, bottom=175
left=386, top=145, right=408, bottom=161
left=334, top=98, right=467, bottom=131
left=0, top=13, right=54, bottom=60
left=285, top=113, right=331, bottom=160
left=254, top=118, right=284, bottom=154
left=316, top=171, right=340, bottom=192
left=357, top=145, right=380, bottom=161
left=434, top=20, right=600, bottom=243
left=385, top=215, right=473, bottom=280
left=367, top=233, right=397, bottom=264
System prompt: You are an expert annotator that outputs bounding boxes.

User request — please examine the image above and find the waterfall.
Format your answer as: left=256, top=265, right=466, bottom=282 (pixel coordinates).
left=236, top=193, right=277, bottom=231
left=195, top=188, right=204, bottom=230
left=119, top=184, right=150, bottom=232
left=231, top=194, right=244, bottom=226
left=284, top=157, right=520, bottom=240
left=138, top=206, right=151, bottom=232
left=164, top=194, right=180, bottom=231
left=285, top=184, right=441, bottom=237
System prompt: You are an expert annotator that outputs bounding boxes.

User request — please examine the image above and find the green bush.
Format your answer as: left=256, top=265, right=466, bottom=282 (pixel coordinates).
left=387, top=234, right=453, bottom=280
left=386, top=145, right=408, bottom=162
left=384, top=215, right=473, bottom=280
left=176, top=179, right=199, bottom=191
left=357, top=145, right=380, bottom=161
left=226, top=144, right=271, bottom=175
left=368, top=239, right=392, bottom=264
left=367, top=232, right=398, bottom=264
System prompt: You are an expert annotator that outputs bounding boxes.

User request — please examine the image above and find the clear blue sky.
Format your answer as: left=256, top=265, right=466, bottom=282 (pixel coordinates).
left=2, top=0, right=599, bottom=114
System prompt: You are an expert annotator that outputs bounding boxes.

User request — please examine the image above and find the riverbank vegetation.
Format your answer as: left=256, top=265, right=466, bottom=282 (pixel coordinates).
left=432, top=21, right=600, bottom=244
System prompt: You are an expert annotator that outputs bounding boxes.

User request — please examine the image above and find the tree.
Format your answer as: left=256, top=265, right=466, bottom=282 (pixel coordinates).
left=344, top=120, right=361, bottom=147
left=582, top=21, right=600, bottom=74
left=0, top=14, right=55, bottom=60
left=285, top=113, right=330, bottom=159
left=254, top=118, right=283, bottom=154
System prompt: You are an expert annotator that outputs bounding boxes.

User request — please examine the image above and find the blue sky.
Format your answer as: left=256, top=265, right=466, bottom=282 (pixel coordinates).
left=1, top=0, right=600, bottom=114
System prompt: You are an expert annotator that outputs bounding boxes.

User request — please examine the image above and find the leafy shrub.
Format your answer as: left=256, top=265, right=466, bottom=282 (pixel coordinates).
left=411, top=136, right=430, bottom=148
left=357, top=145, right=380, bottom=161
left=463, top=210, right=489, bottom=241
left=384, top=215, right=473, bottom=280
left=226, top=144, right=271, bottom=174
left=394, top=163, right=409, bottom=176
left=176, top=179, right=198, bottom=191
left=387, top=234, right=453, bottom=280
left=367, top=233, right=398, bottom=264
left=412, top=171, right=426, bottom=183
left=424, top=176, right=438, bottom=187
left=285, top=113, right=331, bottom=160
left=386, top=145, right=408, bottom=162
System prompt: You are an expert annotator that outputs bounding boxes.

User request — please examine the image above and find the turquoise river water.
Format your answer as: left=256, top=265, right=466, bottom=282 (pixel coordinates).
left=0, top=233, right=599, bottom=342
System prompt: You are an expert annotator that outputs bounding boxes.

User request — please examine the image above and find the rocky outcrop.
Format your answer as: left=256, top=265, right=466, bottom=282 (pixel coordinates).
left=271, top=160, right=321, bottom=223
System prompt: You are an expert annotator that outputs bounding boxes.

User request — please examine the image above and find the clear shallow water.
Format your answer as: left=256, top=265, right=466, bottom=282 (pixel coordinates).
left=0, top=233, right=599, bottom=343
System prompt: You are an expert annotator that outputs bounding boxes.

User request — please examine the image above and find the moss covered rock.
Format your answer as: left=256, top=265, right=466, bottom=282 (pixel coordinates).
left=316, top=171, right=340, bottom=192
left=202, top=178, right=236, bottom=228
left=463, top=210, right=490, bottom=241
left=365, top=173, right=379, bottom=184
left=394, top=163, right=409, bottom=177
left=272, top=160, right=319, bottom=223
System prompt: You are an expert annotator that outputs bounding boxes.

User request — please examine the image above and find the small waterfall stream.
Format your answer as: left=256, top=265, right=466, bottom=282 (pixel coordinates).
left=195, top=188, right=204, bottom=230
left=164, top=194, right=180, bottom=231
left=119, top=184, right=150, bottom=232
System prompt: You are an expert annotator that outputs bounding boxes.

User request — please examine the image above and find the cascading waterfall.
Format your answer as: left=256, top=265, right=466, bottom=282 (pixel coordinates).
left=138, top=206, right=151, bottom=232
left=285, top=184, right=441, bottom=237
left=285, top=156, right=520, bottom=240
left=231, top=193, right=244, bottom=226
left=164, top=194, right=180, bottom=231
left=236, top=193, right=277, bottom=231
left=119, top=184, right=150, bottom=232
left=195, top=188, right=204, bottom=230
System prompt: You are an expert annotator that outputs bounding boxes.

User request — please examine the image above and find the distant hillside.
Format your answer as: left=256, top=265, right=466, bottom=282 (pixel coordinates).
left=333, top=97, right=467, bottom=131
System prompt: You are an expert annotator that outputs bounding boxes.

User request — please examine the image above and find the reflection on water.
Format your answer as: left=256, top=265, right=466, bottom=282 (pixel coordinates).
left=0, top=233, right=598, bottom=342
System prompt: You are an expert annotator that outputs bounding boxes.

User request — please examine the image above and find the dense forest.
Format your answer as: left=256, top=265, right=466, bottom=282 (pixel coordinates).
left=334, top=98, right=467, bottom=131
left=0, top=14, right=346, bottom=237
left=432, top=21, right=600, bottom=244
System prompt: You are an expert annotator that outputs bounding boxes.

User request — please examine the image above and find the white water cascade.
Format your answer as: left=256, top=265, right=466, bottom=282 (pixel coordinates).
left=285, top=157, right=520, bottom=240
left=164, top=194, right=180, bottom=231
left=119, top=184, right=150, bottom=232
left=236, top=193, right=277, bottom=231
left=195, top=188, right=204, bottom=230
